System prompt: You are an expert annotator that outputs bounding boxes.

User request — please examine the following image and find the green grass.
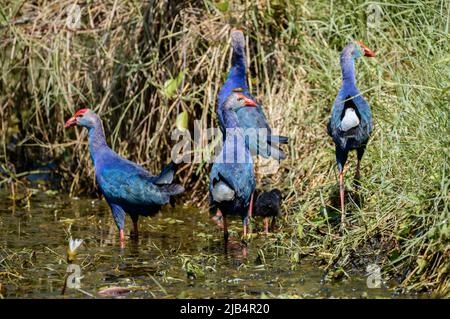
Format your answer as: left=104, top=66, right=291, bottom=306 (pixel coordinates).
left=0, top=0, right=448, bottom=295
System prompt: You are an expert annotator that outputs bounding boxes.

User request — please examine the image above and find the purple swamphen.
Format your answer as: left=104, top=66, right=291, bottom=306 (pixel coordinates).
left=218, top=29, right=288, bottom=160
left=253, top=189, right=283, bottom=234
left=327, top=41, right=375, bottom=226
left=210, top=93, right=257, bottom=242
left=64, top=109, right=184, bottom=243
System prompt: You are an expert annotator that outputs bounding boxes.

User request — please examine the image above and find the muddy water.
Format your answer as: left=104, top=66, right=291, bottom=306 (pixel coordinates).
left=0, top=190, right=399, bottom=299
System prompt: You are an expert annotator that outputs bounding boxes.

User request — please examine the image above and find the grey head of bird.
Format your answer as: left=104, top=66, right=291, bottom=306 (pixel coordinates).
left=64, top=109, right=99, bottom=129
left=223, top=92, right=257, bottom=113
left=341, top=41, right=376, bottom=61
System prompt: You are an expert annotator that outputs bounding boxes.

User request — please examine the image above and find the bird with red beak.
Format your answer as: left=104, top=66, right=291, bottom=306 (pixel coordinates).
left=355, top=40, right=376, bottom=57
left=209, top=92, right=258, bottom=243
left=64, top=108, right=184, bottom=246
left=327, top=40, right=376, bottom=229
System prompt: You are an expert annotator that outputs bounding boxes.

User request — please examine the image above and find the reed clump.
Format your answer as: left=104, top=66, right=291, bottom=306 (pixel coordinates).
left=0, top=0, right=448, bottom=295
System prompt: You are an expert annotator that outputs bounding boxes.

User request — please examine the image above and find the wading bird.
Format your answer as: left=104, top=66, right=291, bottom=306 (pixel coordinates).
left=209, top=93, right=257, bottom=242
left=253, top=188, right=283, bottom=234
left=64, top=109, right=184, bottom=243
left=218, top=28, right=288, bottom=160
left=327, top=41, right=375, bottom=226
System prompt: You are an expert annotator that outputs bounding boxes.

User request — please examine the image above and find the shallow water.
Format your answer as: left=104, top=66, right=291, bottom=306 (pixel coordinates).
left=0, top=190, right=405, bottom=299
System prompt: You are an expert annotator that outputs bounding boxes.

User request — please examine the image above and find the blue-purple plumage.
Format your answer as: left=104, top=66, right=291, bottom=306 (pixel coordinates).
left=218, top=29, right=288, bottom=160
left=326, top=41, right=376, bottom=222
left=327, top=42, right=374, bottom=171
left=210, top=94, right=256, bottom=220
left=65, top=109, right=184, bottom=235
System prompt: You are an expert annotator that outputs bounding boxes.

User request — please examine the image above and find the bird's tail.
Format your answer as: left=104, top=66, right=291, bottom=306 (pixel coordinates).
left=268, top=135, right=288, bottom=145
left=266, top=135, right=289, bottom=160
left=159, top=184, right=185, bottom=196
left=154, top=161, right=177, bottom=185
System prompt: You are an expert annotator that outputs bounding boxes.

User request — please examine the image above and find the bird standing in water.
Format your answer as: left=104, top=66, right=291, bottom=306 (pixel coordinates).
left=213, top=28, right=289, bottom=227
left=64, top=109, right=184, bottom=243
left=327, top=41, right=375, bottom=226
left=210, top=93, right=257, bottom=242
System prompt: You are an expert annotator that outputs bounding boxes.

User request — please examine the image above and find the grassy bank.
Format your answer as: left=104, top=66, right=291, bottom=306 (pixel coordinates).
left=0, top=1, right=448, bottom=295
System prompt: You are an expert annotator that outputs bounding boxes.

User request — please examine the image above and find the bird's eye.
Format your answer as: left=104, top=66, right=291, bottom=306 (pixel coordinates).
left=78, top=114, right=84, bottom=118
left=237, top=98, right=243, bottom=101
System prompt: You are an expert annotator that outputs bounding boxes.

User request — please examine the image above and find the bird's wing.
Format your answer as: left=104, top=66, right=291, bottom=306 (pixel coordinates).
left=329, top=92, right=373, bottom=149
left=236, top=105, right=271, bottom=131
left=352, top=95, right=373, bottom=137
left=97, top=166, right=170, bottom=207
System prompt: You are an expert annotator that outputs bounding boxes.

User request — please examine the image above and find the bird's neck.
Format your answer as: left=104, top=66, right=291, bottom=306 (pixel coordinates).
left=222, top=108, right=240, bottom=129
left=228, top=43, right=247, bottom=88
left=340, top=53, right=357, bottom=90
left=218, top=41, right=248, bottom=112
left=88, top=120, right=109, bottom=164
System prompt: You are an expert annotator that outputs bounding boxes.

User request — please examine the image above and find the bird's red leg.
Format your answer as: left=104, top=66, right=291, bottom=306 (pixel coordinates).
left=264, top=217, right=269, bottom=234
left=119, top=229, right=125, bottom=247
left=339, top=172, right=346, bottom=227
left=242, top=246, right=248, bottom=258
left=246, top=192, right=254, bottom=235
left=243, top=220, right=248, bottom=237
left=212, top=209, right=224, bottom=228
left=248, top=192, right=254, bottom=219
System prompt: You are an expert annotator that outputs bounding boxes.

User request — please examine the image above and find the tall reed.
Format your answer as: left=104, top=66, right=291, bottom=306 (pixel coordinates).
left=0, top=0, right=448, bottom=294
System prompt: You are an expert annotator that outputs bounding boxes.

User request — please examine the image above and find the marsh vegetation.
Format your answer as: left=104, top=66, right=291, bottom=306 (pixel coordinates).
left=0, top=0, right=448, bottom=297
